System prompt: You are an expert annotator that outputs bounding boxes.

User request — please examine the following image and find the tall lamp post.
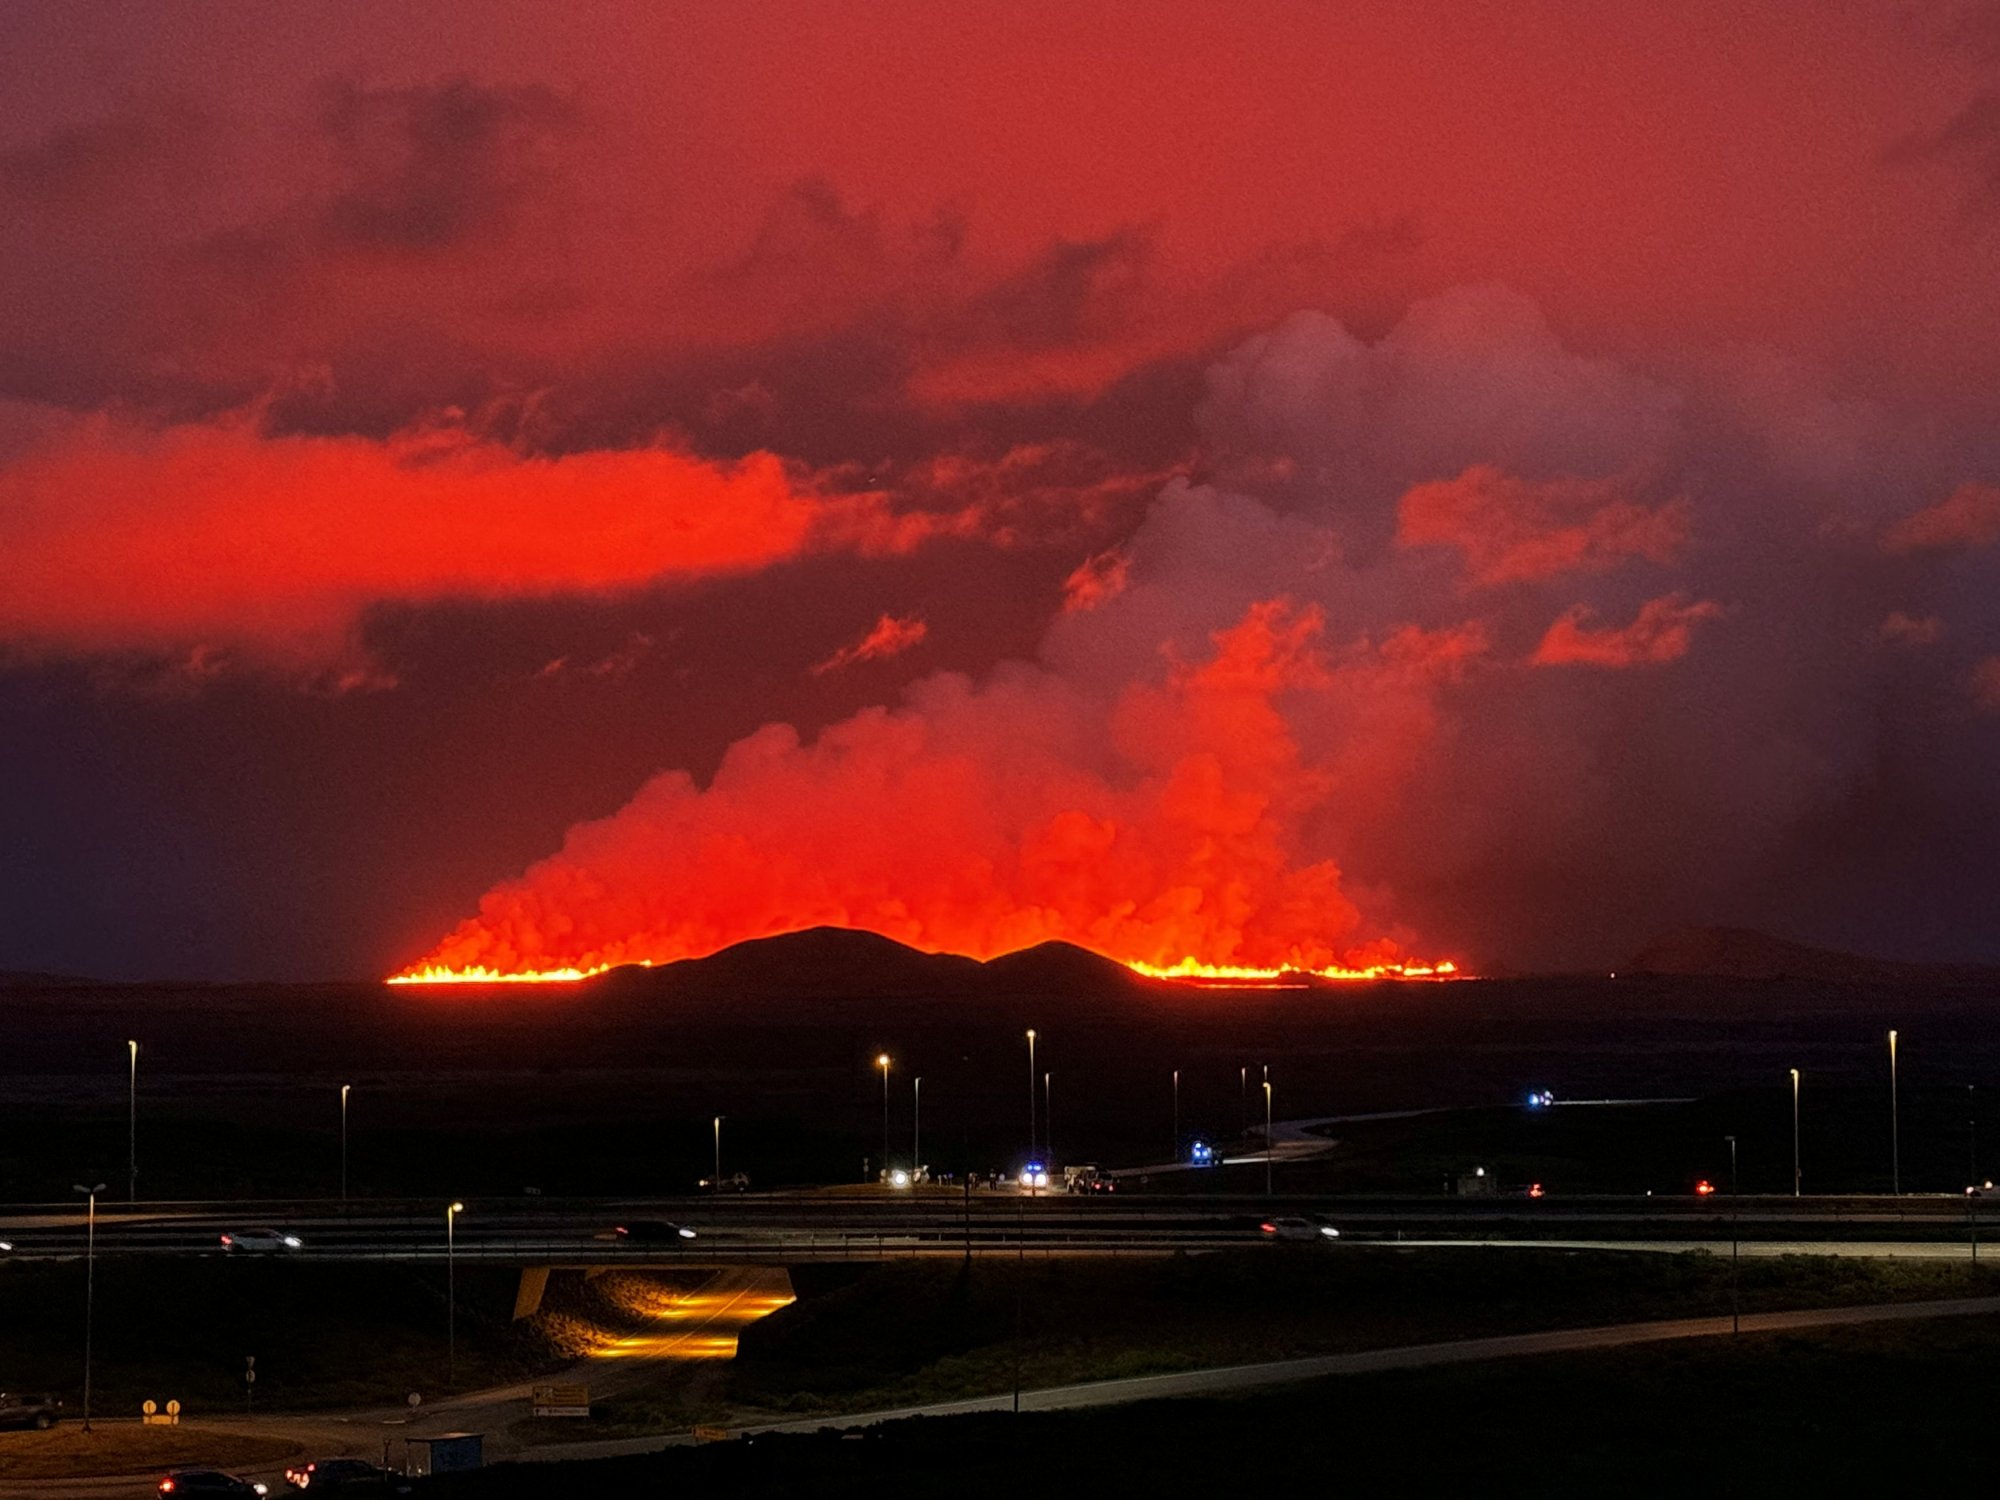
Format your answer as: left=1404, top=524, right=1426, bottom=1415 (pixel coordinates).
left=74, top=1182, right=105, bottom=1431
left=1889, top=1029, right=1901, bottom=1195
left=446, top=1201, right=463, bottom=1387
left=1025, top=1030, right=1038, bottom=1166
left=912, top=1078, right=922, bottom=1180
left=127, top=1041, right=139, bottom=1202
left=877, top=1054, right=892, bottom=1181
left=1239, top=1066, right=1247, bottom=1137
left=713, top=1115, right=723, bottom=1187
left=1725, top=1136, right=1740, bottom=1335
left=1789, top=1068, right=1801, bottom=1197
left=1044, top=1072, right=1052, bottom=1169
left=340, top=1084, right=352, bottom=1201
left=1263, top=1080, right=1274, bottom=1196
left=1172, top=1069, right=1180, bottom=1164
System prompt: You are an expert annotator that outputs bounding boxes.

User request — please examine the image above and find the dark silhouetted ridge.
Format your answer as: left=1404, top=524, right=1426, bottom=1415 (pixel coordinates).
left=1628, top=926, right=1998, bottom=985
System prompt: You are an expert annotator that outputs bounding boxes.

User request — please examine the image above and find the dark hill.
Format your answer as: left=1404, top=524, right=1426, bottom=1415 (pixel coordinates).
left=1628, top=926, right=1998, bottom=985
left=595, top=926, right=1168, bottom=1005
left=979, top=940, right=1161, bottom=997
left=601, top=926, right=988, bottom=1000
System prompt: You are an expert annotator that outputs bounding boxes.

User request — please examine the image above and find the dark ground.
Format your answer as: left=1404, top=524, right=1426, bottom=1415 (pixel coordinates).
left=421, top=1311, right=2000, bottom=1498
left=2, top=967, right=1996, bottom=1202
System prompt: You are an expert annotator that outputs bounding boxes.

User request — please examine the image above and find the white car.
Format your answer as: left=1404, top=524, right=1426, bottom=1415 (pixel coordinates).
left=1260, top=1216, right=1339, bottom=1242
left=219, top=1228, right=302, bottom=1253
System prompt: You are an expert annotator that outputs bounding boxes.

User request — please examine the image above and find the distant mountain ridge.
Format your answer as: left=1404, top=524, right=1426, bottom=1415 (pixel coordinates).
left=1628, top=926, right=1999, bottom=985
left=595, top=926, right=1167, bottom=1003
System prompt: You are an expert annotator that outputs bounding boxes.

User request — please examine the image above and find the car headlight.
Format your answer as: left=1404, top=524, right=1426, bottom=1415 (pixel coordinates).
left=1319, top=1226, right=1339, bottom=1238
left=677, top=1227, right=697, bottom=1239
left=283, top=1236, right=302, bottom=1248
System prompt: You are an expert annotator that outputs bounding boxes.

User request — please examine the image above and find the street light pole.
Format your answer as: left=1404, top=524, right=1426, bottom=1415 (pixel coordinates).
left=73, top=1183, right=104, bottom=1431
left=713, top=1115, right=723, bottom=1187
left=1026, top=1030, right=1037, bottom=1167
left=1790, top=1068, right=1800, bottom=1197
left=1172, top=1069, right=1180, bottom=1164
left=1263, top=1080, right=1273, bottom=1196
left=340, top=1084, right=351, bottom=1202
left=446, top=1201, right=463, bottom=1387
left=1726, top=1136, right=1739, bottom=1335
left=1044, top=1072, right=1052, bottom=1169
left=913, top=1078, right=921, bottom=1179
left=127, top=1041, right=138, bottom=1203
left=1239, top=1066, right=1247, bottom=1137
left=877, top=1055, right=892, bottom=1180
left=1889, top=1029, right=1901, bottom=1195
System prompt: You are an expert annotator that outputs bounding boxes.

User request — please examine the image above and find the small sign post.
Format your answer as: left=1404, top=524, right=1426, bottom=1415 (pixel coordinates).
left=531, top=1383, right=590, bottom=1418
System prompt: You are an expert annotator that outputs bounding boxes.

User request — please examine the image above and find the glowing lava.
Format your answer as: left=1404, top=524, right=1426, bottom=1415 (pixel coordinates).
left=387, top=946, right=1458, bottom=986
left=387, top=962, right=616, bottom=986
left=1125, top=956, right=1460, bottom=983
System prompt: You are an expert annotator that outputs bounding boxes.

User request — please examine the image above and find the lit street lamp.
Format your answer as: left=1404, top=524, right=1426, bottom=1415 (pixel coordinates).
left=1790, top=1068, right=1800, bottom=1197
left=74, top=1182, right=105, bottom=1431
left=1172, top=1069, right=1180, bottom=1164
left=713, top=1115, right=723, bottom=1187
left=340, top=1084, right=352, bottom=1201
left=127, top=1041, right=138, bottom=1203
left=877, top=1054, right=892, bottom=1181
left=1889, top=1029, right=1901, bottom=1195
left=912, top=1078, right=922, bottom=1181
left=446, top=1201, right=464, bottom=1387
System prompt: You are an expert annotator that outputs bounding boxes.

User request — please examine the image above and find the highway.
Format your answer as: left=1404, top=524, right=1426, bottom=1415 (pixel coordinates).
left=1, top=1191, right=1991, bottom=1263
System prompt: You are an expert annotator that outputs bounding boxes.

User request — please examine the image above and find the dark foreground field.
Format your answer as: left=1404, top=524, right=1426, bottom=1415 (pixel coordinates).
left=3, top=957, right=1996, bottom=1201
left=429, top=1311, right=2000, bottom=1498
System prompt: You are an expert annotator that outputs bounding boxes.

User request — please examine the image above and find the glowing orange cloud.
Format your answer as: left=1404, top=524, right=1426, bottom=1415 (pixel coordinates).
left=1531, top=594, right=1723, bottom=669
left=1397, top=465, right=1689, bottom=586
left=394, top=598, right=1455, bottom=983
left=1881, top=483, right=2000, bottom=555
left=0, top=411, right=910, bottom=663
left=1973, top=657, right=2000, bottom=714
left=1062, top=548, right=1133, bottom=612
left=811, top=614, right=928, bottom=675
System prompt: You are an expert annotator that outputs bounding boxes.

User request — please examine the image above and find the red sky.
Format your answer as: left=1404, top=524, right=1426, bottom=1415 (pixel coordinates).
left=3, top=1, right=1999, bottom=978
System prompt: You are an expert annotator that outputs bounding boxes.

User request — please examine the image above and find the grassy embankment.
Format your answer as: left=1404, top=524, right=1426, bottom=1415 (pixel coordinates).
left=0, top=1259, right=708, bottom=1415
left=572, top=1245, right=2000, bottom=1434
left=433, top=1310, right=2000, bottom=1497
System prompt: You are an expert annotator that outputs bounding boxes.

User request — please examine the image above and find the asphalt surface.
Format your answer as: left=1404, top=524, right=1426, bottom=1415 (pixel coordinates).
left=3, top=1190, right=1993, bottom=1269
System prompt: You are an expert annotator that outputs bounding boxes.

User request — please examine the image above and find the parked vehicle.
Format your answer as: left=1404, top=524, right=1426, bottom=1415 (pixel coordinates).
left=698, top=1172, right=751, bottom=1192
left=0, top=1391, right=61, bottom=1430
left=219, top=1228, right=302, bottom=1253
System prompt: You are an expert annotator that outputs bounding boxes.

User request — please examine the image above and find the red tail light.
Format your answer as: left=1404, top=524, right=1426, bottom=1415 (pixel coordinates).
left=1260, top=1222, right=1277, bottom=1232
left=219, top=1234, right=232, bottom=1245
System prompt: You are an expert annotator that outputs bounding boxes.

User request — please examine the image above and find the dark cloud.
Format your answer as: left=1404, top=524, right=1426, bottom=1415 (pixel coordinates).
left=313, top=76, right=580, bottom=254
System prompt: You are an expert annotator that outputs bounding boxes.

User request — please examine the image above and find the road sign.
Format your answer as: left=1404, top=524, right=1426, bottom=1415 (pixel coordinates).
left=532, top=1384, right=590, bottom=1418
left=693, top=1425, right=731, bottom=1444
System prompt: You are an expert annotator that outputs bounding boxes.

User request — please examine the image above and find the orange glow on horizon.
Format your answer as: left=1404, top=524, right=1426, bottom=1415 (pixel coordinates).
left=387, top=943, right=1460, bottom=987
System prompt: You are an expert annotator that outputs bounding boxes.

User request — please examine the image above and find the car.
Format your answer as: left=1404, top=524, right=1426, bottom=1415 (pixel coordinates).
left=159, top=1469, right=269, bottom=1496
left=1260, top=1216, right=1340, bottom=1242
left=0, top=1391, right=62, bottom=1430
left=610, top=1220, right=697, bottom=1243
left=284, top=1456, right=413, bottom=1493
left=220, top=1228, right=302, bottom=1253
left=698, top=1172, right=751, bottom=1192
